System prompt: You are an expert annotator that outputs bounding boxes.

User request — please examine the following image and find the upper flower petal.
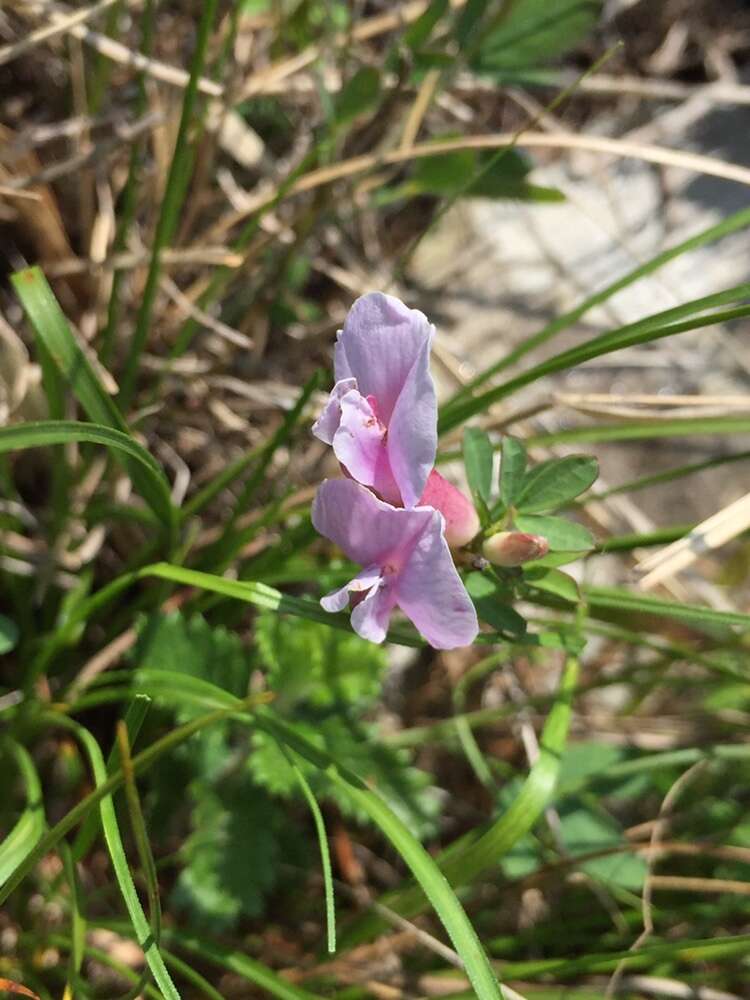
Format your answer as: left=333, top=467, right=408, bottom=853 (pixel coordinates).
left=334, top=292, right=435, bottom=424
left=387, top=335, right=437, bottom=507
left=331, top=391, right=400, bottom=505
left=311, top=478, right=430, bottom=569
left=312, top=377, right=357, bottom=445
left=395, top=509, right=479, bottom=649
left=333, top=292, right=437, bottom=506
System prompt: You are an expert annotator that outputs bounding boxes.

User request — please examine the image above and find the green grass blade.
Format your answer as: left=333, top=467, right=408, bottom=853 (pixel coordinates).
left=120, top=0, right=220, bottom=405
left=139, top=563, right=424, bottom=646
left=0, top=420, right=174, bottom=537
left=439, top=286, right=750, bottom=432
left=528, top=414, right=750, bottom=446
left=287, top=755, right=336, bottom=954
left=346, top=656, right=578, bottom=942
left=585, top=449, right=750, bottom=501
left=162, top=930, right=325, bottom=1000
left=0, top=740, right=45, bottom=890
left=60, top=842, right=86, bottom=998
left=448, top=202, right=750, bottom=402
left=585, top=586, right=750, bottom=630
left=50, top=716, right=180, bottom=999
left=256, top=713, right=504, bottom=1000
left=0, top=699, right=260, bottom=906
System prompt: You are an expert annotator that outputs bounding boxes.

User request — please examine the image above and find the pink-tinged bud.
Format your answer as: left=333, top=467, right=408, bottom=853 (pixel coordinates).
left=419, top=469, right=480, bottom=547
left=482, top=531, right=549, bottom=567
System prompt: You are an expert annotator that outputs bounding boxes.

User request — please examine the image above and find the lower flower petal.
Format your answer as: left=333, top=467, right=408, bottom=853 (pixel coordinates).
left=350, top=580, right=395, bottom=644
left=320, top=564, right=382, bottom=612
left=396, top=509, right=478, bottom=649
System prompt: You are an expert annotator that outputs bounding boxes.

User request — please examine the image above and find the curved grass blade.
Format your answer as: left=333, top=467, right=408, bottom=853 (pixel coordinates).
left=162, top=930, right=326, bottom=1000
left=448, top=202, right=750, bottom=403
left=0, top=740, right=45, bottom=890
left=60, top=843, right=86, bottom=1000
left=344, top=656, right=578, bottom=944
left=439, top=286, right=750, bottom=433
left=0, top=420, right=174, bottom=539
left=49, top=716, right=179, bottom=1000
left=287, top=753, right=336, bottom=954
left=0, top=698, right=261, bottom=907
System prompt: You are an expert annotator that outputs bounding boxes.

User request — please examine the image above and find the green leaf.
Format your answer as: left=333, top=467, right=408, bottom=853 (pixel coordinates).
left=334, top=66, right=381, bottom=123
left=404, top=0, right=449, bottom=50
left=498, top=435, right=527, bottom=508
left=465, top=572, right=527, bottom=636
left=255, top=610, right=386, bottom=710
left=0, top=615, right=18, bottom=654
left=517, top=455, right=598, bottom=513
left=0, top=420, right=174, bottom=539
left=463, top=426, right=494, bottom=508
left=407, top=147, right=563, bottom=203
left=473, top=0, right=602, bottom=80
left=0, top=741, right=45, bottom=890
left=173, top=780, right=283, bottom=929
left=524, top=566, right=579, bottom=602
left=515, top=514, right=594, bottom=551
left=132, top=612, right=250, bottom=700
left=557, top=802, right=647, bottom=891
left=251, top=715, right=442, bottom=839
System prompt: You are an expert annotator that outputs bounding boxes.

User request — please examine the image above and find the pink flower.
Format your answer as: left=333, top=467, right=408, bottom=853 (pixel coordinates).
left=313, top=292, right=437, bottom=507
left=312, top=479, right=478, bottom=649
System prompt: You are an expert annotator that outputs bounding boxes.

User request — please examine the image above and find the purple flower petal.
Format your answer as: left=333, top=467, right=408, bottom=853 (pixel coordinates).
left=331, top=391, right=400, bottom=504
left=334, top=291, right=435, bottom=421
left=387, top=336, right=437, bottom=506
left=321, top=564, right=383, bottom=612
left=311, top=479, right=427, bottom=568
left=395, top=509, right=479, bottom=649
left=312, top=377, right=357, bottom=445
left=350, top=581, right=396, bottom=643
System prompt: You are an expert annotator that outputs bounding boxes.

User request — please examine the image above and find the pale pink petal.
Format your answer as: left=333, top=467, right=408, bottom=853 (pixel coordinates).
left=418, top=469, right=480, bottom=547
left=320, top=564, right=383, bottom=612
left=332, top=392, right=400, bottom=504
left=387, top=336, right=437, bottom=506
left=350, top=580, right=396, bottom=644
left=312, top=377, right=358, bottom=444
left=396, top=509, right=478, bottom=649
left=311, top=479, right=430, bottom=568
left=334, top=292, right=434, bottom=423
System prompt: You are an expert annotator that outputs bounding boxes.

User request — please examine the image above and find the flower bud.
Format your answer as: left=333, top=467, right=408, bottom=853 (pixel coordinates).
left=419, top=469, right=480, bottom=547
left=482, top=531, right=549, bottom=567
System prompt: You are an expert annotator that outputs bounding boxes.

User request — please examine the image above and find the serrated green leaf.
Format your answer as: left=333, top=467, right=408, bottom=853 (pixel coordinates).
left=132, top=612, right=249, bottom=699
left=499, top=436, right=527, bottom=508
left=465, top=572, right=527, bottom=636
left=515, top=514, right=594, bottom=551
left=173, top=779, right=283, bottom=929
left=524, top=566, right=579, bottom=602
left=334, top=66, right=381, bottom=124
left=517, top=455, right=598, bottom=513
left=255, top=610, right=386, bottom=711
left=250, top=716, right=441, bottom=839
left=463, top=426, right=494, bottom=507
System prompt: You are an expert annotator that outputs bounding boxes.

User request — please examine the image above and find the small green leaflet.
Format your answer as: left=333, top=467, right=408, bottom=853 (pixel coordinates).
left=516, top=455, right=598, bottom=513
left=515, top=514, right=594, bottom=551
left=498, top=436, right=527, bottom=509
left=463, top=426, right=494, bottom=514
